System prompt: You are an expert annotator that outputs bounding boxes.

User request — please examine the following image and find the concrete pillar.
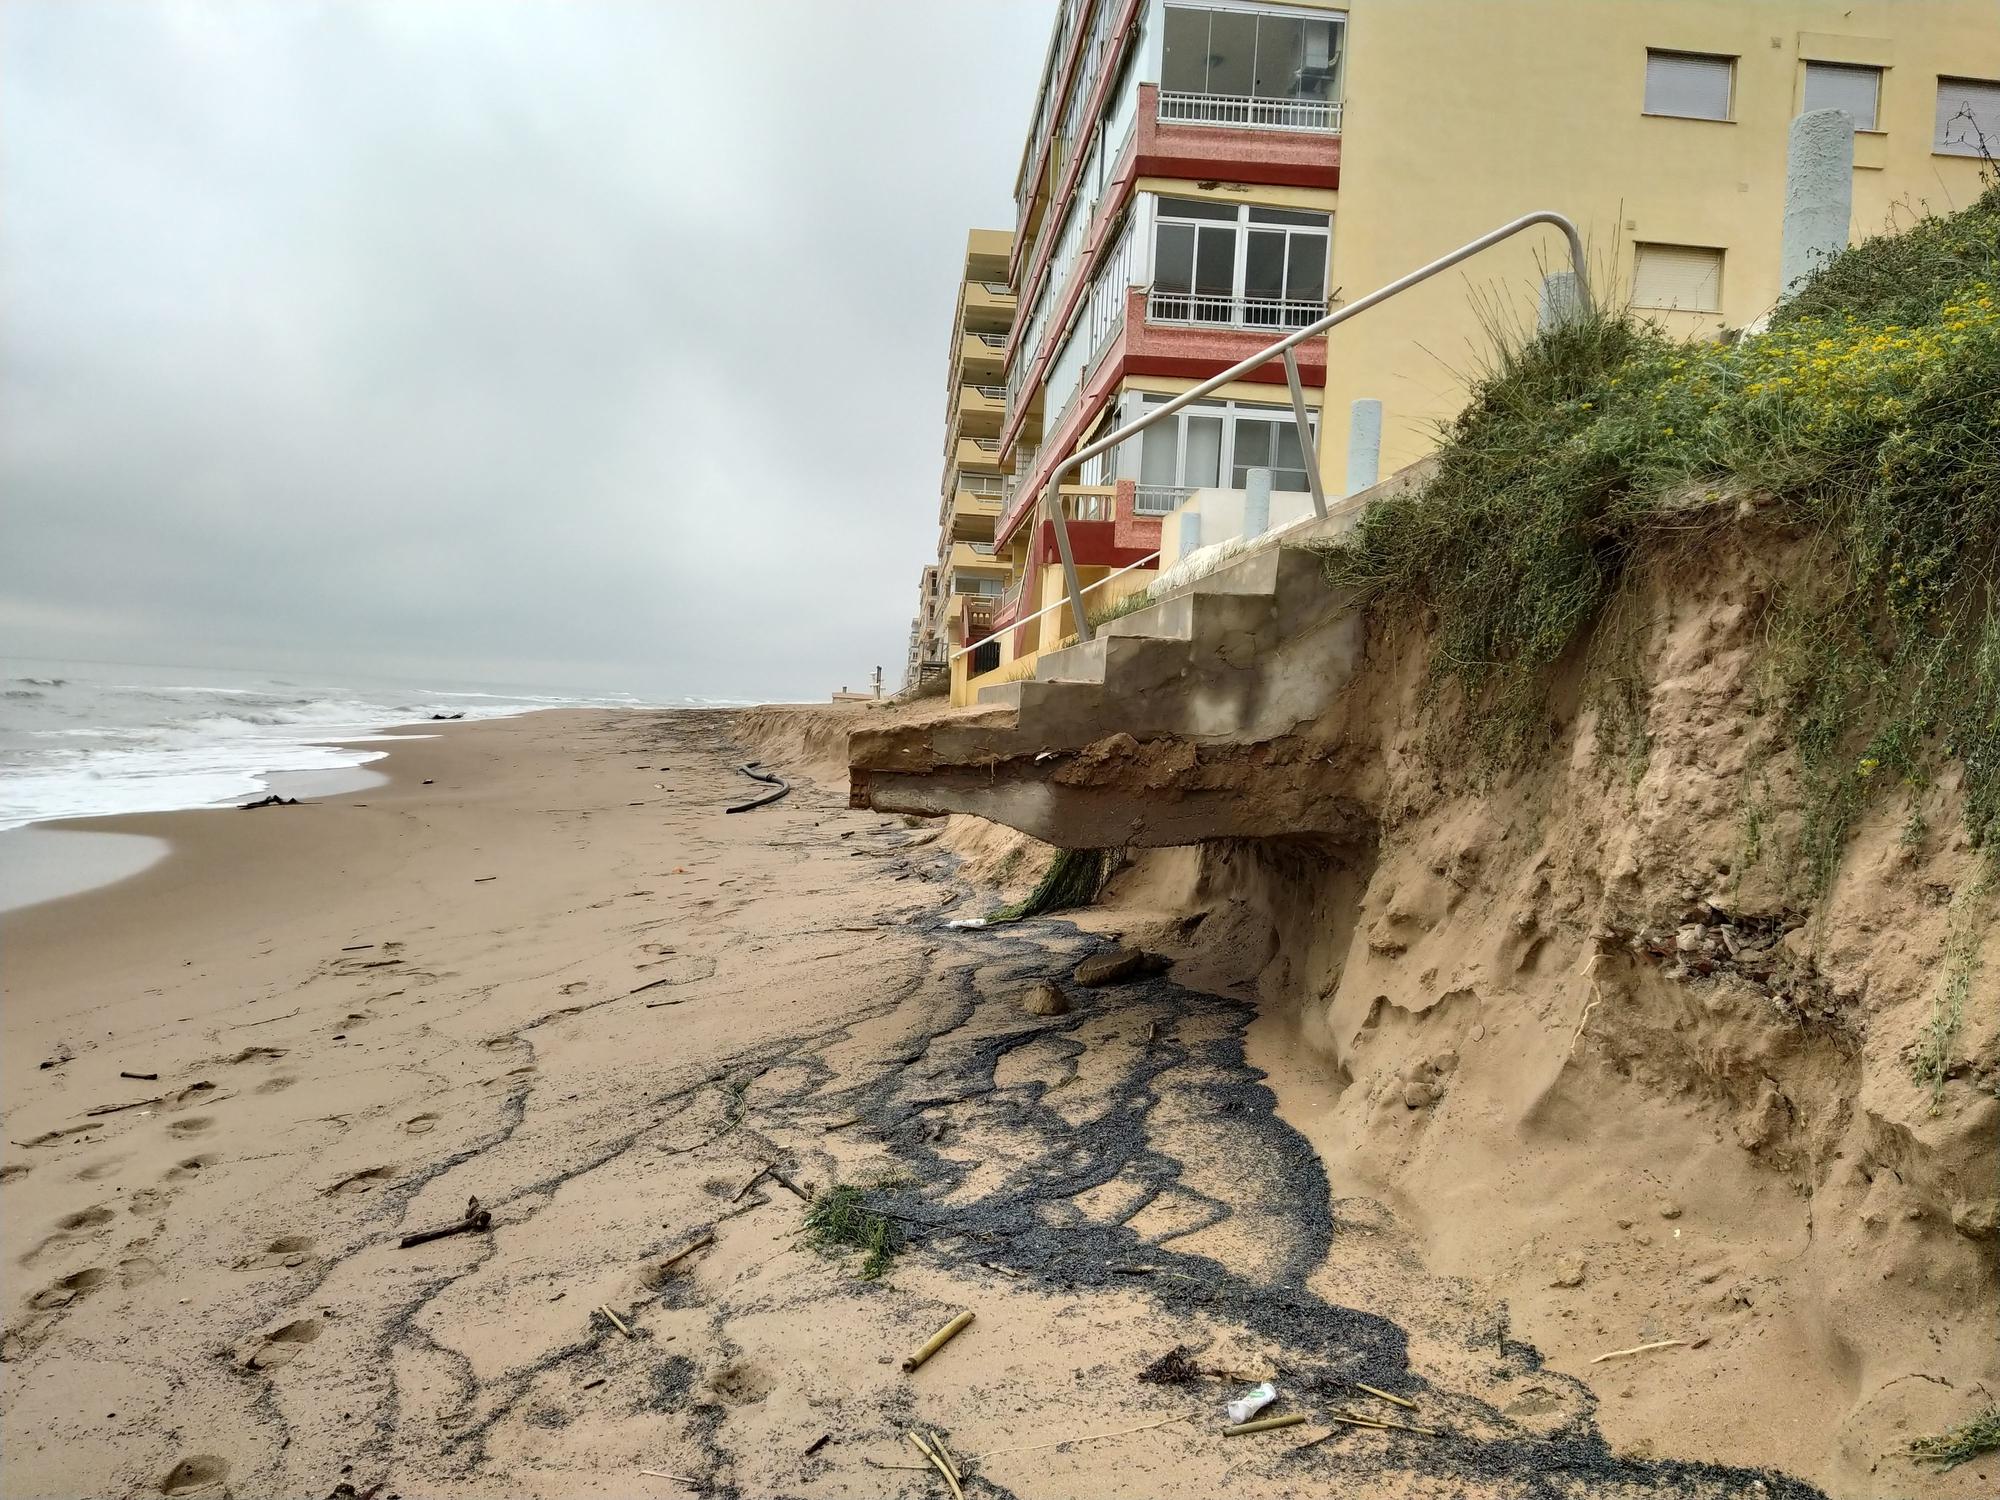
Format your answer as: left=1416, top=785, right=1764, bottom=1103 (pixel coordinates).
left=1243, top=467, right=1272, bottom=538
left=1345, top=399, right=1382, bottom=497
left=1538, top=271, right=1584, bottom=333
left=1782, top=109, right=1854, bottom=301
left=1176, top=508, right=1201, bottom=561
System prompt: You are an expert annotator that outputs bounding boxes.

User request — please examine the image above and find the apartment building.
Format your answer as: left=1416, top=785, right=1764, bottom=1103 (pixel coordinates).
left=905, top=230, right=1017, bottom=692
left=929, top=0, right=1999, bottom=705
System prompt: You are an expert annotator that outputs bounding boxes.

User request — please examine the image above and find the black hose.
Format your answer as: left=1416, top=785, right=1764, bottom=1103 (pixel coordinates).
left=726, top=761, right=790, bottom=814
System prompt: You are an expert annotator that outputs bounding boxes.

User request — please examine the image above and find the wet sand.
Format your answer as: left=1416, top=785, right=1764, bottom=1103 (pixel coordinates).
left=2, top=708, right=1829, bottom=1499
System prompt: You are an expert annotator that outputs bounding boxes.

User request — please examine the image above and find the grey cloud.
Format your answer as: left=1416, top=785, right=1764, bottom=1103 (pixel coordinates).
left=1, top=0, right=1045, bottom=699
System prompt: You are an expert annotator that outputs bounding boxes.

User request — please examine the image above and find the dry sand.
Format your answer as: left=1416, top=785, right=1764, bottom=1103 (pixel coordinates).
left=0, top=707, right=1907, bottom=1498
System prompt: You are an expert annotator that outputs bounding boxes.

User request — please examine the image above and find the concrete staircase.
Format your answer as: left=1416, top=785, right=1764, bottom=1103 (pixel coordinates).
left=848, top=471, right=1421, bottom=848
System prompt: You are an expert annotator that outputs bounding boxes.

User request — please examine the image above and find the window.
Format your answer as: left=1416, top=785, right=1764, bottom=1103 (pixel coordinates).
left=1151, top=198, right=1330, bottom=328
left=1644, top=50, right=1734, bottom=121
left=1934, top=76, right=2000, bottom=157
left=1134, top=396, right=1316, bottom=496
left=1803, top=61, right=1881, bottom=132
left=1162, top=6, right=1344, bottom=103
left=1632, top=243, right=1724, bottom=313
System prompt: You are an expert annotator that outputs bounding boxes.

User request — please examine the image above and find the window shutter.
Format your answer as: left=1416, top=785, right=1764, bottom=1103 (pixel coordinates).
left=1633, top=244, right=1724, bottom=312
left=1802, top=62, right=1880, bottom=132
left=1645, top=51, right=1733, bottom=120
left=1934, top=76, right=2000, bottom=156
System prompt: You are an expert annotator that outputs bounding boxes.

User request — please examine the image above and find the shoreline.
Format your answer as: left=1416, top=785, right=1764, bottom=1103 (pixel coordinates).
left=1, top=721, right=468, bottom=915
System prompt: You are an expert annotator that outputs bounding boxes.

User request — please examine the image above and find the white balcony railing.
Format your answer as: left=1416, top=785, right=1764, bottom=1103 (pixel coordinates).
left=971, top=436, right=1002, bottom=452
left=1134, top=484, right=1195, bottom=515
left=972, top=383, right=1006, bottom=401
left=1145, top=287, right=1328, bottom=332
left=960, top=474, right=1006, bottom=497
left=975, top=332, right=1008, bottom=349
left=1157, top=91, right=1343, bottom=133
left=967, top=541, right=998, bottom=556
left=980, top=281, right=1015, bottom=297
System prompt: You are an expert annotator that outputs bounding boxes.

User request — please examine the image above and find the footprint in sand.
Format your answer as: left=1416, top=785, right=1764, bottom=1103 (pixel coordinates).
left=167, top=1117, right=215, bottom=1138
left=118, top=1256, right=163, bottom=1287
left=28, top=1267, right=110, bottom=1310
left=560, top=981, right=589, bottom=995
left=160, top=1455, right=229, bottom=1494
left=126, top=1188, right=170, bottom=1216
left=168, top=1081, right=219, bottom=1109
left=327, top=1166, right=395, bottom=1196
left=0, top=1164, right=30, bottom=1185
left=243, top=1317, right=321, bottom=1370
left=163, top=1153, right=219, bottom=1182
left=707, top=1359, right=776, bottom=1405
left=19, top=1206, right=115, bottom=1266
left=227, top=1046, right=286, bottom=1065
left=401, top=1113, right=440, bottom=1135
left=237, top=1235, right=313, bottom=1272
left=76, top=1157, right=127, bottom=1182
left=255, top=1076, right=296, bottom=1095
left=481, top=1035, right=522, bottom=1052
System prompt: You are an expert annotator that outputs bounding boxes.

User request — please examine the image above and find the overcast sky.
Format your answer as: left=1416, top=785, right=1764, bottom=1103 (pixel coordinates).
left=1, top=1, right=1047, bottom=701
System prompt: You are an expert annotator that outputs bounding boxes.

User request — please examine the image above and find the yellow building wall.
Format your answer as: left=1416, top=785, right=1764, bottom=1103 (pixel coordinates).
left=1319, top=0, right=2000, bottom=484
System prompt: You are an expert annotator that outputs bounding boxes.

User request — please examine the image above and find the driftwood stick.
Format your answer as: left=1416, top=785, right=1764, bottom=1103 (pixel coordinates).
left=119, top=1071, right=159, bottom=1081
left=398, top=1209, right=492, bottom=1248
left=599, top=1304, right=636, bottom=1339
left=930, top=1431, right=963, bottom=1483
left=658, top=1232, right=715, bottom=1271
left=1335, top=1409, right=1439, bottom=1436
left=906, top=1433, right=964, bottom=1500
left=85, top=1096, right=164, bottom=1117
left=1590, top=1337, right=1687, bottom=1364
left=971, top=1414, right=1185, bottom=1459
left=1224, top=1413, right=1305, bottom=1437
left=1352, top=1381, right=1418, bottom=1410
left=902, top=1310, right=974, bottom=1373
left=731, top=1165, right=771, bottom=1202
left=765, top=1166, right=811, bottom=1201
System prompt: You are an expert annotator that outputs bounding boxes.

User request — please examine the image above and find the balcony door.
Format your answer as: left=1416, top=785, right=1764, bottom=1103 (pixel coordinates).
left=1152, top=198, right=1330, bottom=329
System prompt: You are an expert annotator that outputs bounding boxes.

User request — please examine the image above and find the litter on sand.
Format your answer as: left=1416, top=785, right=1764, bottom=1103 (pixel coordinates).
left=1226, top=1382, right=1277, bottom=1424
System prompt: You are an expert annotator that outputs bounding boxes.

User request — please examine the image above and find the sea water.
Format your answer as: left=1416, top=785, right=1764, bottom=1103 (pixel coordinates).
left=0, top=658, right=660, bottom=831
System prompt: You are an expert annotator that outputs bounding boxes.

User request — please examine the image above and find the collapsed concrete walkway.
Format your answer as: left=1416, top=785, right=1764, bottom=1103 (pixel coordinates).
left=851, top=504, right=1387, bottom=848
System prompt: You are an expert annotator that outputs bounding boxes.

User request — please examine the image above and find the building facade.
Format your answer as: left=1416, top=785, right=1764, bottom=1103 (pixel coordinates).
left=905, top=230, right=1016, bottom=691
left=916, top=0, right=2000, bottom=705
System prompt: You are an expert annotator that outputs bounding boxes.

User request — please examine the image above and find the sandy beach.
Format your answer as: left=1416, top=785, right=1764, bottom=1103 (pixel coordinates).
left=0, top=707, right=1972, bottom=1499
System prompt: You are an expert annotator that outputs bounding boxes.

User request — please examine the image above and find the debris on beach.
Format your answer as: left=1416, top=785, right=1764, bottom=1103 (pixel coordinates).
left=398, top=1196, right=491, bottom=1248
left=1225, top=1382, right=1278, bottom=1424
left=1020, top=980, right=1070, bottom=1016
left=902, top=1310, right=974, bottom=1372
left=725, top=761, right=790, bottom=813
left=240, top=794, right=301, bottom=809
left=1073, top=946, right=1170, bottom=986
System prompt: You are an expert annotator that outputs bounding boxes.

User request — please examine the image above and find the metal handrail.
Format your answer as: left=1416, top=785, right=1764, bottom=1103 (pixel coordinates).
left=1022, top=210, right=1592, bottom=648
left=950, top=547, right=1165, bottom=663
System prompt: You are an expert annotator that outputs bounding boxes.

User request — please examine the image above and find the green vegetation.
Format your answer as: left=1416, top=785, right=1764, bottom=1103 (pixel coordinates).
left=1912, top=877, right=1988, bottom=1111
left=987, top=847, right=1111, bottom=922
left=802, top=1182, right=899, bottom=1280
left=1087, top=586, right=1157, bottom=628
left=1908, top=1406, right=2000, bottom=1470
left=1311, top=185, right=2000, bottom=894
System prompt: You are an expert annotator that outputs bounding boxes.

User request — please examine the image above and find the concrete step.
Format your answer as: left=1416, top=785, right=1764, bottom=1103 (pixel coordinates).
left=1033, top=636, right=1107, bottom=684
